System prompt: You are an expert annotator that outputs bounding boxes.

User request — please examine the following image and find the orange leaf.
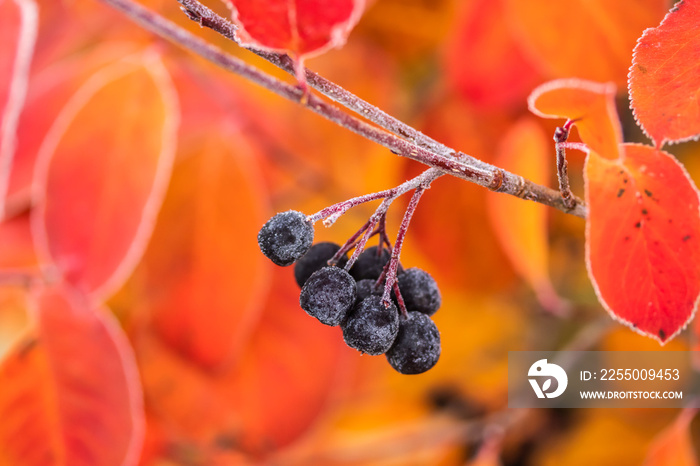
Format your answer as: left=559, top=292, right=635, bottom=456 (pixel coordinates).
left=505, top=0, right=668, bottom=85
left=0, top=285, right=143, bottom=466
left=488, top=118, right=567, bottom=314
left=228, top=0, right=365, bottom=58
left=128, top=129, right=271, bottom=369
left=7, top=42, right=143, bottom=213
left=32, top=51, right=178, bottom=301
left=529, top=78, right=622, bottom=160
left=443, top=0, right=541, bottom=110
left=643, top=408, right=699, bottom=466
left=585, top=144, right=700, bottom=343
left=0, top=0, right=37, bottom=217
left=629, top=0, right=700, bottom=147
left=135, top=268, right=347, bottom=455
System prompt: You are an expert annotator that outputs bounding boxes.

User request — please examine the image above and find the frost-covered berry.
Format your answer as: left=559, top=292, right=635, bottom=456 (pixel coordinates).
left=350, top=246, right=391, bottom=281
left=355, top=278, right=382, bottom=304
left=386, top=312, right=440, bottom=374
left=398, top=268, right=441, bottom=316
left=258, top=210, right=314, bottom=266
left=342, top=295, right=399, bottom=355
left=294, top=242, right=348, bottom=288
left=300, top=267, right=356, bottom=326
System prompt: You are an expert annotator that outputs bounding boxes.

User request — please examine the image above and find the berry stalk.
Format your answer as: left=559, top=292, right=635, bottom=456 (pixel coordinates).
left=344, top=207, right=389, bottom=271
left=307, top=168, right=442, bottom=226
left=382, top=185, right=426, bottom=308
left=553, top=119, right=581, bottom=211
left=329, top=219, right=375, bottom=267
left=307, top=168, right=439, bottom=274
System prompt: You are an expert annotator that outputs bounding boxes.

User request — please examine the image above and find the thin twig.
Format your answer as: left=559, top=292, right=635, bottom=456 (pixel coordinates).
left=392, top=281, right=408, bottom=318
left=97, top=0, right=587, bottom=218
left=553, top=120, right=578, bottom=211
left=314, top=169, right=438, bottom=274
left=308, top=168, right=442, bottom=225
left=382, top=185, right=426, bottom=307
left=345, top=208, right=387, bottom=271
left=329, top=219, right=372, bottom=266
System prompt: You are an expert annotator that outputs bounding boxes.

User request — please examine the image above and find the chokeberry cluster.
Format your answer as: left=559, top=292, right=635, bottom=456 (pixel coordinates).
left=258, top=210, right=443, bottom=374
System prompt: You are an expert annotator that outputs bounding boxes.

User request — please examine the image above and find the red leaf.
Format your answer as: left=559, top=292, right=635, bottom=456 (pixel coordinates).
left=443, top=0, right=541, bottom=110
left=32, top=51, right=178, bottom=301
left=585, top=144, right=700, bottom=343
left=228, top=0, right=365, bottom=58
left=528, top=78, right=623, bottom=160
left=0, top=285, right=143, bottom=466
left=134, top=268, right=347, bottom=455
left=629, top=0, right=700, bottom=147
left=0, top=0, right=37, bottom=217
left=488, top=118, right=568, bottom=314
left=642, top=408, right=699, bottom=466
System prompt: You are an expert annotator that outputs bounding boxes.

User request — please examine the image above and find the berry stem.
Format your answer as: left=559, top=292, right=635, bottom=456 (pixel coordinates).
left=381, top=185, right=426, bottom=307
left=553, top=120, right=589, bottom=211
left=331, top=218, right=373, bottom=265
left=308, top=168, right=442, bottom=225
left=345, top=206, right=389, bottom=271
left=393, top=281, right=408, bottom=318
left=324, top=169, right=438, bottom=271
left=331, top=214, right=389, bottom=267
left=97, top=0, right=588, bottom=219
left=377, top=215, right=392, bottom=252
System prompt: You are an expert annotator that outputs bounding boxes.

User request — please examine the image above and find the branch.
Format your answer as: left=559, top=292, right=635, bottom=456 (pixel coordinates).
left=177, top=0, right=455, bottom=159
left=97, top=0, right=587, bottom=218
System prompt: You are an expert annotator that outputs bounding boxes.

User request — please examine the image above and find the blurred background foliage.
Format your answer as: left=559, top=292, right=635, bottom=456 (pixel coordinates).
left=1, top=0, right=699, bottom=464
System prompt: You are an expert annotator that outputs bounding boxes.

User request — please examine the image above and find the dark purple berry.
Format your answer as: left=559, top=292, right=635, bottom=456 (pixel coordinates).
left=355, top=278, right=382, bottom=303
left=342, top=295, right=399, bottom=355
left=350, top=246, right=391, bottom=281
left=300, top=267, right=356, bottom=326
left=258, top=210, right=314, bottom=266
left=398, top=268, right=441, bottom=316
left=386, top=312, right=440, bottom=374
left=294, top=242, right=348, bottom=288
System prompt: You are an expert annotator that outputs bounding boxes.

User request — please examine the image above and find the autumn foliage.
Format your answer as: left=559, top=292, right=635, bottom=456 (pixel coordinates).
left=0, top=0, right=699, bottom=464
